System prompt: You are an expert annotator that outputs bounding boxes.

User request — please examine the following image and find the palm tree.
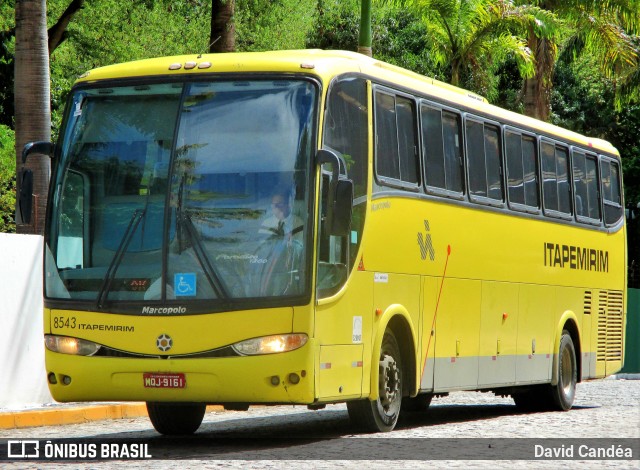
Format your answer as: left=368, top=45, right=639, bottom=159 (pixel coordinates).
left=359, top=0, right=373, bottom=56
left=14, top=0, right=51, bottom=234
left=210, top=0, right=235, bottom=52
left=519, top=0, right=639, bottom=120
left=400, top=0, right=545, bottom=100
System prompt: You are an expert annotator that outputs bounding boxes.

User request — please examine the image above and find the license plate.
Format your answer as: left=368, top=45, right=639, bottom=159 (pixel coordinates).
left=143, top=373, right=186, bottom=389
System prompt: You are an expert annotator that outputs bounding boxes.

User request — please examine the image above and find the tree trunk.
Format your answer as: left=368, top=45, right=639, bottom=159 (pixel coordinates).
left=451, top=59, right=461, bottom=87
left=14, top=0, right=51, bottom=234
left=210, top=0, right=235, bottom=53
left=358, top=0, right=372, bottom=57
left=522, top=32, right=555, bottom=121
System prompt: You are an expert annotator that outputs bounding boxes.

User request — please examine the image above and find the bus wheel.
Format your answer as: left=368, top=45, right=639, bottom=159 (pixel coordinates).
left=347, top=330, right=403, bottom=432
left=512, top=385, right=551, bottom=411
left=548, top=331, right=577, bottom=411
left=401, top=393, right=433, bottom=412
left=146, top=402, right=206, bottom=435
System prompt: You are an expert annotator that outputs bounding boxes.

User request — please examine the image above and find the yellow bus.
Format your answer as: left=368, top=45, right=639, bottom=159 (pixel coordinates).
left=26, top=50, right=627, bottom=434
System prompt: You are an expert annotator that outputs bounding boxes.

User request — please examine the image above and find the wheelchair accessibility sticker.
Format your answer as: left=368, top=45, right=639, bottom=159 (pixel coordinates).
left=174, top=273, right=196, bottom=297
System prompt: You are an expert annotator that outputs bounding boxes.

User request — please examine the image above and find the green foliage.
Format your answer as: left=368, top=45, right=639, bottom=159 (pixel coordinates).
left=400, top=1, right=545, bottom=91
left=236, top=0, right=316, bottom=51
left=306, top=0, right=361, bottom=51
left=1, top=0, right=639, bottom=230
left=0, top=1, right=15, bottom=129
left=551, top=55, right=640, bottom=209
left=0, top=124, right=15, bottom=233
left=306, top=1, right=441, bottom=77
left=47, top=0, right=211, bottom=137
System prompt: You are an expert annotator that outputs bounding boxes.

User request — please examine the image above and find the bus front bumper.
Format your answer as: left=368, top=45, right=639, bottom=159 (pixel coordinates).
left=45, top=340, right=316, bottom=404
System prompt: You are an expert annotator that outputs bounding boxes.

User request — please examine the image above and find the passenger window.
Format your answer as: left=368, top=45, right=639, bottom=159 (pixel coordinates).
left=421, top=103, right=463, bottom=195
left=422, top=106, right=445, bottom=189
left=374, top=91, right=419, bottom=185
left=466, top=118, right=502, bottom=202
left=507, top=132, right=539, bottom=210
left=505, top=131, right=524, bottom=205
left=572, top=150, right=601, bottom=223
left=556, top=146, right=570, bottom=214
left=396, top=97, right=419, bottom=184
left=601, top=159, right=623, bottom=226
left=541, top=140, right=571, bottom=216
left=522, top=136, right=539, bottom=208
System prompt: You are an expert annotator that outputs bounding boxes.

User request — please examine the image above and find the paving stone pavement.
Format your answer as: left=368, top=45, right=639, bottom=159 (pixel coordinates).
left=1, top=377, right=638, bottom=469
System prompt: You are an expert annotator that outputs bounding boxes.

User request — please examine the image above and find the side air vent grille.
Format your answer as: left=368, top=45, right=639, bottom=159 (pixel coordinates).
left=583, top=290, right=592, bottom=315
left=596, top=290, right=624, bottom=362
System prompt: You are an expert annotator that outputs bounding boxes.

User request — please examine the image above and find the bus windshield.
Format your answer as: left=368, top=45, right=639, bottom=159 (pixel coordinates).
left=46, top=79, right=317, bottom=311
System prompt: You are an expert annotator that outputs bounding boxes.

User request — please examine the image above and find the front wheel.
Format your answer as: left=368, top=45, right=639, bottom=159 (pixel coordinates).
left=146, top=402, right=206, bottom=435
left=347, top=330, right=403, bottom=432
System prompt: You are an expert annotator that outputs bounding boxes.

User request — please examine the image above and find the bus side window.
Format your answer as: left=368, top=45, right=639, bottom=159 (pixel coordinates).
left=573, top=150, right=601, bottom=223
left=522, top=135, right=539, bottom=208
left=374, top=91, right=419, bottom=186
left=317, top=171, right=348, bottom=295
left=465, top=118, right=502, bottom=202
left=442, top=111, right=464, bottom=194
left=541, top=140, right=570, bottom=217
left=421, top=103, right=463, bottom=195
left=556, top=146, right=571, bottom=214
left=421, top=104, right=446, bottom=189
left=505, top=130, right=525, bottom=205
left=601, top=158, right=623, bottom=226
left=320, top=77, right=369, bottom=297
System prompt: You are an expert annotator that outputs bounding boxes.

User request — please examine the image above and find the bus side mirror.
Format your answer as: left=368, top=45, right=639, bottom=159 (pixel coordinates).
left=317, top=149, right=353, bottom=236
left=17, top=168, right=33, bottom=224
left=22, top=141, right=53, bottom=163
left=331, top=179, right=353, bottom=236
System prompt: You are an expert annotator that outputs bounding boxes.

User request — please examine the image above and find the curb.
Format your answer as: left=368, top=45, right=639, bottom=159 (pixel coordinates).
left=0, top=404, right=225, bottom=430
left=0, top=403, right=148, bottom=430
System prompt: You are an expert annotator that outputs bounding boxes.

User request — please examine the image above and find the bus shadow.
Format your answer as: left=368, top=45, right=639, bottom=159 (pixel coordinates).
left=86, top=401, right=600, bottom=460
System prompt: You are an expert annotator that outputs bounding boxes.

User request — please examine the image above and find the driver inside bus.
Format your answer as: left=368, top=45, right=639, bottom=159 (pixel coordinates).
left=259, top=187, right=304, bottom=241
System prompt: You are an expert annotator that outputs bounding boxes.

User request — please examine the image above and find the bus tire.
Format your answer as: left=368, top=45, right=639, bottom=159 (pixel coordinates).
left=401, top=393, right=433, bottom=412
left=512, top=385, right=551, bottom=411
left=146, top=402, right=206, bottom=435
left=548, top=331, right=577, bottom=411
left=347, top=330, right=403, bottom=432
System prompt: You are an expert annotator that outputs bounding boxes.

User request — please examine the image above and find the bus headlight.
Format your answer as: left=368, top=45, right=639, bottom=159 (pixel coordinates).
left=45, top=335, right=101, bottom=356
left=232, top=334, right=308, bottom=356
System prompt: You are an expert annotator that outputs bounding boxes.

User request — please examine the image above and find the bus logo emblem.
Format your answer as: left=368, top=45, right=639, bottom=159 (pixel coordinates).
left=156, top=334, right=173, bottom=352
left=417, top=220, right=435, bottom=261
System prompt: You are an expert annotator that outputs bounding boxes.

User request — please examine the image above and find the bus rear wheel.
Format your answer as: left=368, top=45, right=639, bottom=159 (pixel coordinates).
left=548, top=331, right=577, bottom=411
left=146, top=402, right=206, bottom=435
left=512, top=331, right=577, bottom=412
left=347, top=330, right=403, bottom=432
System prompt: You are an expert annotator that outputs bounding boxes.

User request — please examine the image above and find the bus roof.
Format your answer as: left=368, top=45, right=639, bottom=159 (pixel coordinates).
left=75, top=49, right=619, bottom=156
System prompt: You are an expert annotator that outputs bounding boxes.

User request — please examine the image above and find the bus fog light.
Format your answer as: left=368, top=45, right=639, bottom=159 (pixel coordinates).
left=48, top=372, right=57, bottom=384
left=288, top=373, right=300, bottom=384
left=45, top=335, right=101, bottom=356
left=270, top=376, right=280, bottom=386
left=62, top=375, right=72, bottom=385
left=232, top=334, right=308, bottom=355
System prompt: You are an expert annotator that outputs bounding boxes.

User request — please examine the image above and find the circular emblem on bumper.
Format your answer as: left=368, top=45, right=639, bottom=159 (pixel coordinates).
left=156, top=334, right=173, bottom=352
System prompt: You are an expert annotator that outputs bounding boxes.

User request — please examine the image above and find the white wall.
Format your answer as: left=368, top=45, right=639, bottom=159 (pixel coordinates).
left=0, top=233, right=54, bottom=410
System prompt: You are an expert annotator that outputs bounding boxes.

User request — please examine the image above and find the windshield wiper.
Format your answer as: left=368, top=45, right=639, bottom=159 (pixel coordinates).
left=179, top=211, right=229, bottom=299
left=96, top=209, right=145, bottom=309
